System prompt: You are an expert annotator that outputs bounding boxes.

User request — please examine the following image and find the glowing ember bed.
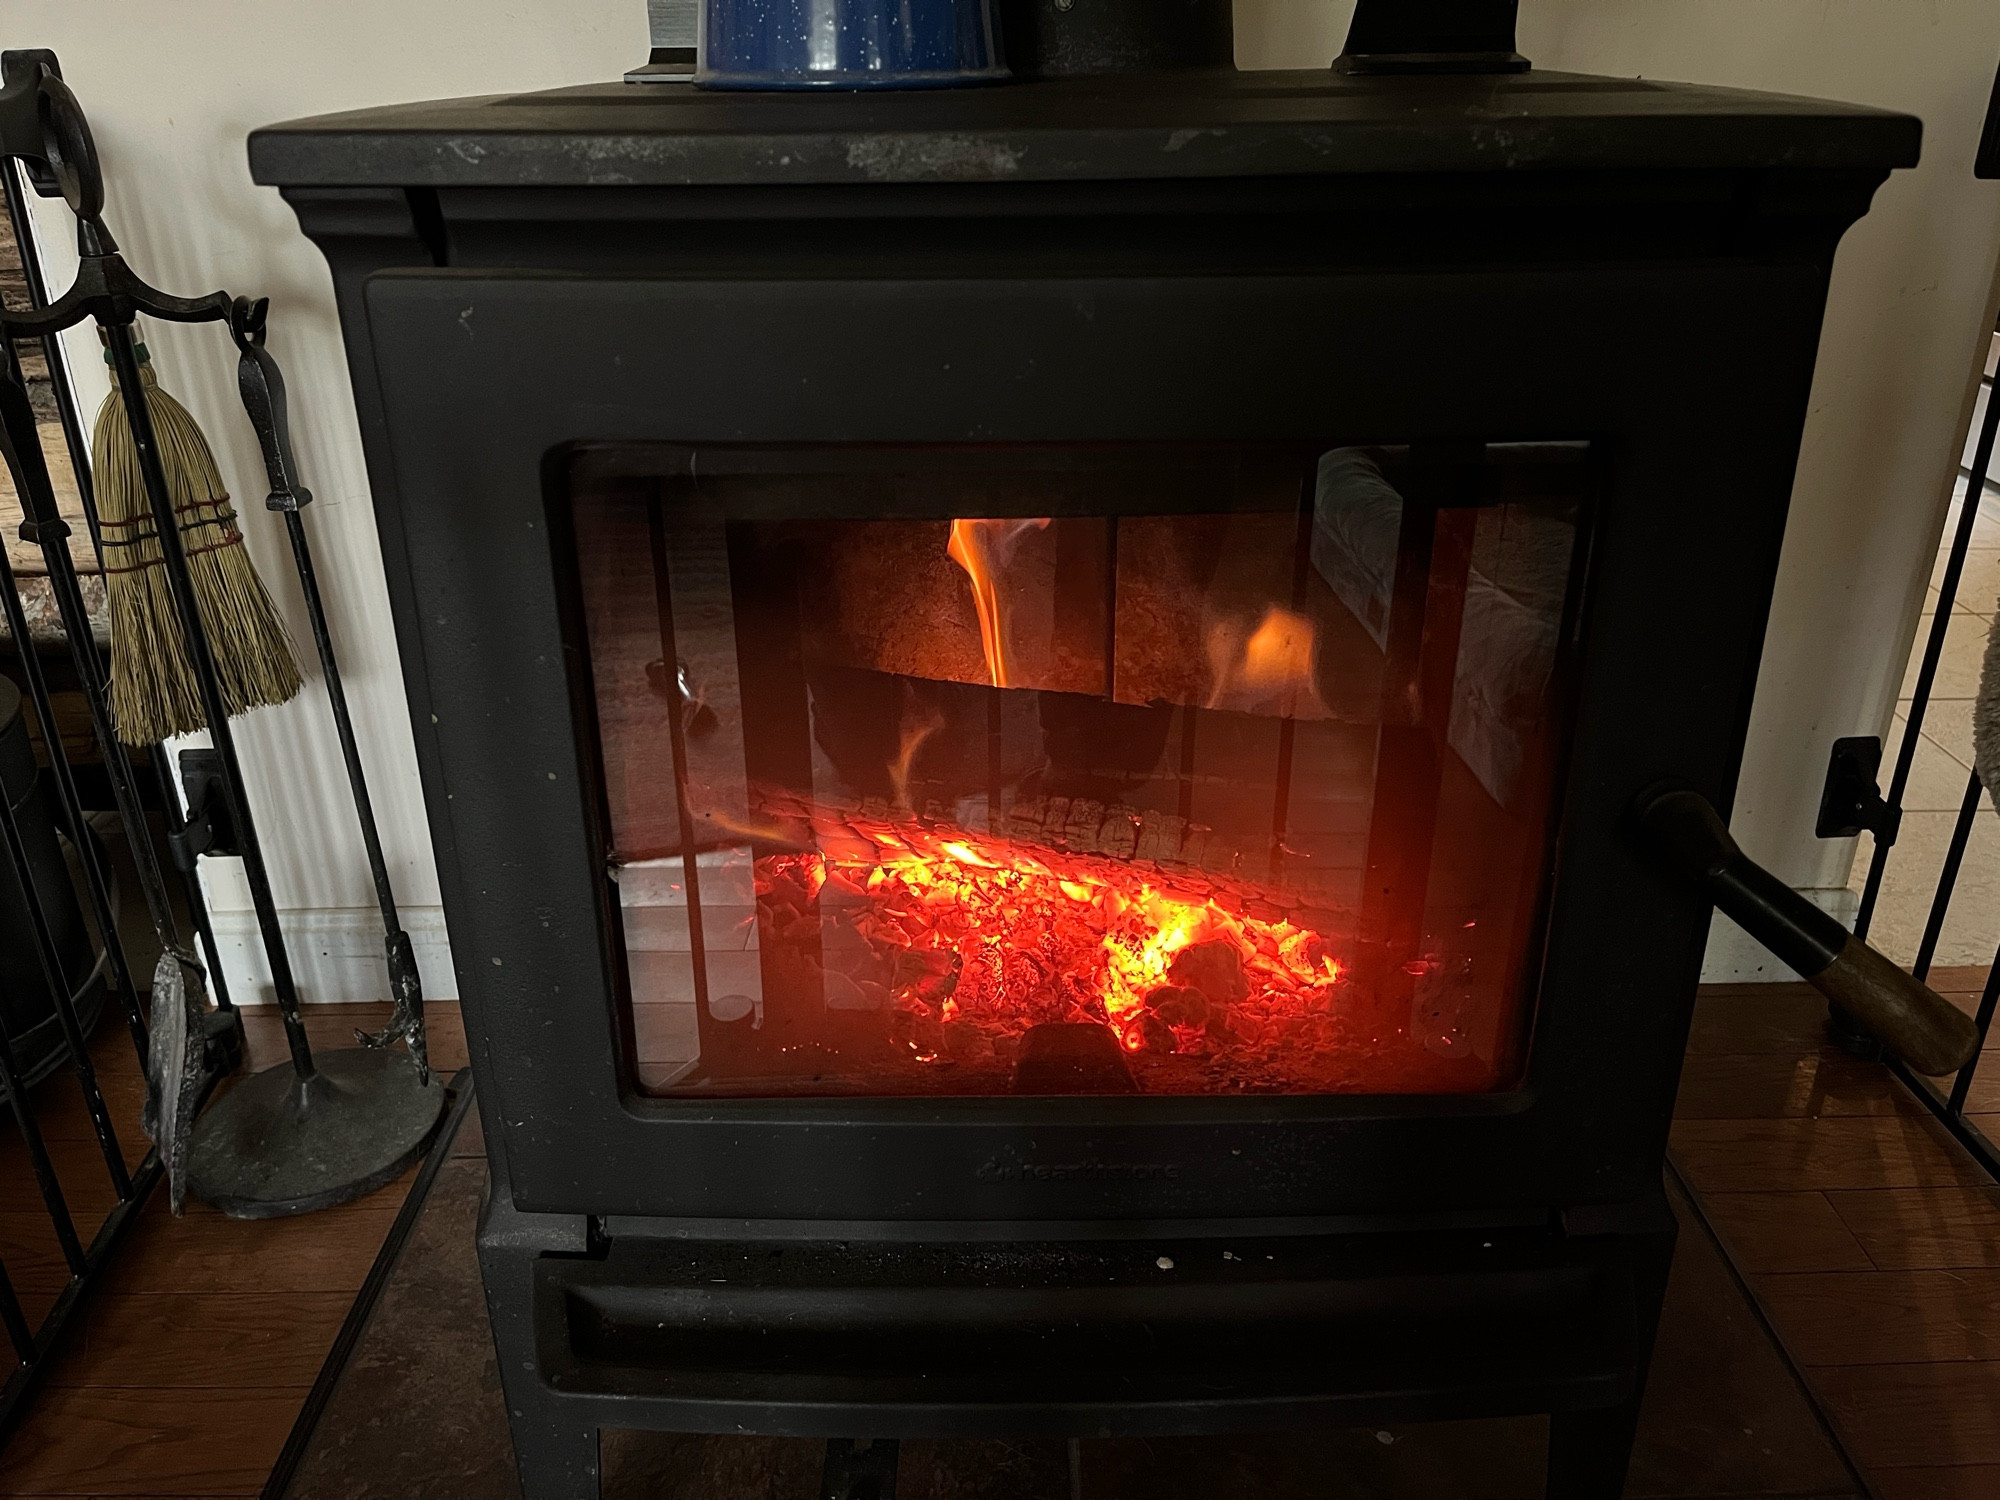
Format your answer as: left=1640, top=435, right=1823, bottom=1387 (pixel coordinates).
left=571, top=442, right=1587, bottom=1099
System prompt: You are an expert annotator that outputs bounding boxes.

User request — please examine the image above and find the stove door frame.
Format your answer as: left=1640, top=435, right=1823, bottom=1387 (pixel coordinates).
left=361, top=259, right=1827, bottom=1223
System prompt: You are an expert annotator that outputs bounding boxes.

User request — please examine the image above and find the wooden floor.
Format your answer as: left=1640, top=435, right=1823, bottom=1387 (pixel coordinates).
left=0, top=1000, right=468, bottom=1499
left=1674, top=968, right=2000, bottom=1500
left=5, top=982, right=2000, bottom=1497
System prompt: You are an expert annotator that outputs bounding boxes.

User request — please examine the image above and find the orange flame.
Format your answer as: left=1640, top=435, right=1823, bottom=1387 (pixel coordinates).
left=888, top=708, right=943, bottom=810
left=947, top=518, right=1051, bottom=688
left=1206, top=606, right=1323, bottom=718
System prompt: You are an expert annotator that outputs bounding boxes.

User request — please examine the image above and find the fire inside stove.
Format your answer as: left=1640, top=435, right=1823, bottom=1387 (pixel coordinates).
left=569, top=442, right=1589, bottom=1097
left=752, top=813, right=1364, bottom=1094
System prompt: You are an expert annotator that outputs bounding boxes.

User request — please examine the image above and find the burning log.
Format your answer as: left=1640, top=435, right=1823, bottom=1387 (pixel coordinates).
left=1011, top=1022, right=1139, bottom=1094
left=1166, top=938, right=1250, bottom=1006
left=1144, top=985, right=1210, bottom=1028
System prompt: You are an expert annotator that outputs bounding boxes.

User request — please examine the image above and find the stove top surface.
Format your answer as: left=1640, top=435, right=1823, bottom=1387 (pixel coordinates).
left=249, top=67, right=1918, bottom=191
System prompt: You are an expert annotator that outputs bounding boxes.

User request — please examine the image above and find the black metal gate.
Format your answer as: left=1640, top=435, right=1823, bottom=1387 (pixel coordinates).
left=0, top=149, right=238, bottom=1448
left=1851, top=295, right=2000, bottom=1179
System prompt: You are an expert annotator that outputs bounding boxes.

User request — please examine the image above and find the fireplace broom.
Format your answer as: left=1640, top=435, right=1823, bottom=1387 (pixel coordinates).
left=89, top=337, right=303, bottom=747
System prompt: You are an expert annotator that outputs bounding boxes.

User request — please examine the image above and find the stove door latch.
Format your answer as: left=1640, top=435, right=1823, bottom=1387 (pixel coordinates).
left=1814, top=735, right=1901, bottom=847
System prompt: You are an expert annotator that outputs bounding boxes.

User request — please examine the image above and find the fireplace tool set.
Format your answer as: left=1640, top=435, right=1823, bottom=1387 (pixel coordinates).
left=0, top=50, right=441, bottom=1218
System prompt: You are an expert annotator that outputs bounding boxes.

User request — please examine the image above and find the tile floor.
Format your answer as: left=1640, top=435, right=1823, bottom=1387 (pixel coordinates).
left=1848, top=338, right=2000, bottom=969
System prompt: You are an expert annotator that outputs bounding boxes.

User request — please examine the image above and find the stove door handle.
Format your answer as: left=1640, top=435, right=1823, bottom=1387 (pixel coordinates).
left=1637, top=787, right=1979, bottom=1076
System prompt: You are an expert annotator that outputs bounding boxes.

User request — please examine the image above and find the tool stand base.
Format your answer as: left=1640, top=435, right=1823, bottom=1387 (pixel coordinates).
left=187, top=1046, right=445, bottom=1219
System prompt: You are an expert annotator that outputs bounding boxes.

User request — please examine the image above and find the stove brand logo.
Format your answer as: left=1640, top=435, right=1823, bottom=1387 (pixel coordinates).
left=976, top=1153, right=1181, bottom=1184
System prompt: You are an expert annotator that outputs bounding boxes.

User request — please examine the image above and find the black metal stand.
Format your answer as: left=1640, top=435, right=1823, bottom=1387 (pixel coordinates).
left=0, top=51, right=441, bottom=1217
left=184, top=1046, right=442, bottom=1218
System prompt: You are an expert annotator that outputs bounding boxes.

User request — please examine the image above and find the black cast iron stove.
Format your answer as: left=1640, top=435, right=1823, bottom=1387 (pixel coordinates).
left=251, top=5, right=1917, bottom=1495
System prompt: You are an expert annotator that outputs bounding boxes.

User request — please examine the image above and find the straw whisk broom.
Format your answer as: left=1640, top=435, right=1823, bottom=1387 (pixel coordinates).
left=91, top=340, right=302, bottom=745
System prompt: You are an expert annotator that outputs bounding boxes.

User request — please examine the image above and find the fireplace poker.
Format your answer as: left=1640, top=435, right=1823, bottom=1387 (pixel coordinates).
left=229, top=295, right=430, bottom=1084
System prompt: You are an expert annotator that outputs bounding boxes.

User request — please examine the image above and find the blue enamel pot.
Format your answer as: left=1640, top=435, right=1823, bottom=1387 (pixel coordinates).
left=697, top=0, right=1009, bottom=90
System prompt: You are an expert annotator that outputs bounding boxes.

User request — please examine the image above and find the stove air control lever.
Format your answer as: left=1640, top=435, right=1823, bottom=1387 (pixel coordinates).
left=1637, top=786, right=1978, bottom=1077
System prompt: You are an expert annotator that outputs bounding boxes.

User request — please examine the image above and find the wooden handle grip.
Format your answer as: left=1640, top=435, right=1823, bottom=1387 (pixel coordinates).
left=1815, top=934, right=1979, bottom=1077
left=1639, top=788, right=1978, bottom=1077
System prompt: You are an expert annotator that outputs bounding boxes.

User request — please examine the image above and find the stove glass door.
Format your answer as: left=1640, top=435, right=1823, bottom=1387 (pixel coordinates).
left=564, top=441, right=1591, bottom=1098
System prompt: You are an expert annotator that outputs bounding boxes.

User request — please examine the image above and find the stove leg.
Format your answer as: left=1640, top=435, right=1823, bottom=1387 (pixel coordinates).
left=478, top=1150, right=601, bottom=1498
left=822, top=1438, right=900, bottom=1500
left=1545, top=1397, right=1642, bottom=1499
left=510, top=1416, right=602, bottom=1500
left=1546, top=1196, right=1677, bottom=1499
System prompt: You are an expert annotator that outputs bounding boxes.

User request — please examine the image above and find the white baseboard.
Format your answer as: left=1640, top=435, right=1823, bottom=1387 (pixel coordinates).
left=1700, top=886, right=1859, bottom=983
left=202, top=905, right=459, bottom=1005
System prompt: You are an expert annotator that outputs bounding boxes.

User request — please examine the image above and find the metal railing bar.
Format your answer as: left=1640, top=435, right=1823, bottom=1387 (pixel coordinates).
left=1857, top=328, right=2000, bottom=938
left=1947, top=949, right=2000, bottom=1113
left=0, top=1019, right=85, bottom=1276
left=1957, top=464, right=2000, bottom=500
left=257, top=1076, right=474, bottom=1500
left=0, top=760, right=131, bottom=1198
left=1, top=163, right=100, bottom=559
left=0, top=452, right=149, bottom=1073
left=1913, top=768, right=1985, bottom=982
left=0, top=137, right=176, bottom=1468
left=0, top=195, right=152, bottom=1071
left=1893, top=1055, right=2000, bottom=1180
left=1, top=158, right=231, bottom=1022
left=0, top=1149, right=160, bottom=1453
left=0, top=1257, right=32, bottom=1367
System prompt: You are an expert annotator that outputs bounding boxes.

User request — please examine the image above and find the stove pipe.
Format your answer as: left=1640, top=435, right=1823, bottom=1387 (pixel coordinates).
left=1336, top=0, right=1528, bottom=74
left=1000, top=0, right=1526, bottom=79
left=998, top=0, right=1234, bottom=78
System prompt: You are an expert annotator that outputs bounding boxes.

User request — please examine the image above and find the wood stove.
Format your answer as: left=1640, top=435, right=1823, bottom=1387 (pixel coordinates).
left=251, top=12, right=1916, bottom=1495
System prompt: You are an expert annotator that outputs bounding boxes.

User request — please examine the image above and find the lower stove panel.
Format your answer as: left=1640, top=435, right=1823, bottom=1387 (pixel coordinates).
left=481, top=1150, right=1675, bottom=1444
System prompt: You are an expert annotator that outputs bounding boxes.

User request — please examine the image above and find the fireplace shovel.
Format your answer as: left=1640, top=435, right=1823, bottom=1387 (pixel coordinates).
left=1639, top=787, right=1979, bottom=1076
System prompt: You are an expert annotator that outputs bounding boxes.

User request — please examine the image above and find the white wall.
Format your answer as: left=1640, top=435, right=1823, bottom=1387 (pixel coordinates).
left=1517, top=1, right=2000, bottom=977
left=8, top=0, right=1997, bottom=998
